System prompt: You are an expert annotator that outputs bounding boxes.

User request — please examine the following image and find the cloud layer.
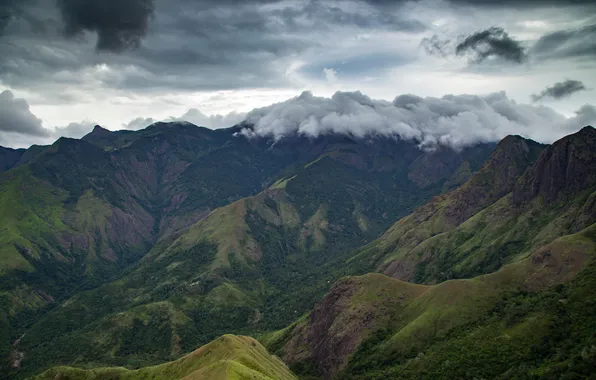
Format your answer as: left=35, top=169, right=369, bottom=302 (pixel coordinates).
left=124, top=109, right=246, bottom=130
left=243, top=90, right=595, bottom=148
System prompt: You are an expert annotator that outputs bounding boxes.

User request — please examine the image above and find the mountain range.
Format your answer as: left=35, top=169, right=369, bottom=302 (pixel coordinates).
left=0, top=121, right=594, bottom=379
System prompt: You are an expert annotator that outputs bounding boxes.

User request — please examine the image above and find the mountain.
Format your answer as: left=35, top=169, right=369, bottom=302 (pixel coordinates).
left=0, top=122, right=496, bottom=378
left=4, top=123, right=594, bottom=380
left=346, top=129, right=596, bottom=283
left=34, top=334, right=297, bottom=380
left=263, top=126, right=596, bottom=379
left=0, top=146, right=25, bottom=173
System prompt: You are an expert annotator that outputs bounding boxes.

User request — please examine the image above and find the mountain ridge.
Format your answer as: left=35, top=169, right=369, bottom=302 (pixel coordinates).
left=0, top=122, right=498, bottom=378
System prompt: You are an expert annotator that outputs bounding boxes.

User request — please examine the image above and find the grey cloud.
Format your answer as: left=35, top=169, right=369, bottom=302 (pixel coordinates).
left=456, top=27, right=526, bottom=64
left=53, top=121, right=97, bottom=138
left=0, top=90, right=49, bottom=137
left=531, top=24, right=596, bottom=60
left=57, top=0, right=155, bottom=52
left=531, top=79, right=587, bottom=102
left=0, top=0, right=428, bottom=94
left=420, top=34, right=451, bottom=57
left=243, top=90, right=595, bottom=148
left=124, top=117, right=155, bottom=130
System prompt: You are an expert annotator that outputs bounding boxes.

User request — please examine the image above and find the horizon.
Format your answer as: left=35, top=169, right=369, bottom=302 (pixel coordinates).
left=1, top=0, right=595, bottom=148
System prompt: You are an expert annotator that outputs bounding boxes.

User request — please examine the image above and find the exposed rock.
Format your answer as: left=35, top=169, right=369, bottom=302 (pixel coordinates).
left=514, top=126, right=596, bottom=205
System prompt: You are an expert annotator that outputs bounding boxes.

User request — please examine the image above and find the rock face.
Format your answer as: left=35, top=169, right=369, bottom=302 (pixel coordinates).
left=302, top=280, right=362, bottom=378
left=514, top=126, right=596, bottom=205
left=283, top=274, right=429, bottom=379
left=444, top=134, right=545, bottom=225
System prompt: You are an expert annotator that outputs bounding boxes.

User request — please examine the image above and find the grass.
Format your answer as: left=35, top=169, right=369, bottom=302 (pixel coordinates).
left=33, top=335, right=297, bottom=380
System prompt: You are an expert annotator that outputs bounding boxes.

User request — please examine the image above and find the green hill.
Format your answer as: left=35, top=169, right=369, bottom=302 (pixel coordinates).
left=33, top=334, right=296, bottom=380
left=266, top=223, right=596, bottom=379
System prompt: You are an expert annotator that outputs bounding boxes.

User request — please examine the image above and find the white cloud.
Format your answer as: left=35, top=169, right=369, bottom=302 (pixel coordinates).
left=243, top=90, right=595, bottom=148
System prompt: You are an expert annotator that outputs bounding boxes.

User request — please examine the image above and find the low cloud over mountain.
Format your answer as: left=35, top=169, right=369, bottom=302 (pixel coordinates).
left=243, top=91, right=596, bottom=148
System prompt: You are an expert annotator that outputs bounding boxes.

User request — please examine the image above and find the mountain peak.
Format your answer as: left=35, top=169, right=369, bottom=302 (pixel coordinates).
left=92, top=125, right=111, bottom=134
left=513, top=125, right=596, bottom=205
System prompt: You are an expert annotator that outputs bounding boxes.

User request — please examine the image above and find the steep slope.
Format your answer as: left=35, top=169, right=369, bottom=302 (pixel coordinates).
left=267, top=223, right=596, bottom=379
left=33, top=334, right=296, bottom=380
left=350, top=128, right=596, bottom=284
left=0, top=146, right=25, bottom=172
left=259, top=127, right=596, bottom=379
left=3, top=128, right=497, bottom=379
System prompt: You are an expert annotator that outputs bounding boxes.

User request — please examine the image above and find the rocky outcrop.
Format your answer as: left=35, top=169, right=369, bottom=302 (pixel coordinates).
left=513, top=126, right=596, bottom=205
left=445, top=134, right=544, bottom=225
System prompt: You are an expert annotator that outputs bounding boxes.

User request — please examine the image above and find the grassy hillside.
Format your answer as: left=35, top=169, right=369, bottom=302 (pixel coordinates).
left=257, top=127, right=596, bottom=379
left=266, top=223, right=596, bottom=379
left=349, top=128, right=595, bottom=284
left=33, top=334, right=297, bottom=380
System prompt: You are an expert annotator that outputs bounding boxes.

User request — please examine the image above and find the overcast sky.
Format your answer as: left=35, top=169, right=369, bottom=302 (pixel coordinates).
left=0, top=0, right=595, bottom=148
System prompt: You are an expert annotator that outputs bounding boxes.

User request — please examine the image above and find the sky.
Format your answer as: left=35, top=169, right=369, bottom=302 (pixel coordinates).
left=0, top=0, right=595, bottom=148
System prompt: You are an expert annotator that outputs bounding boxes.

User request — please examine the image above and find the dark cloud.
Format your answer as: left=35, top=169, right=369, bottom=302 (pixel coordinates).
left=531, top=24, right=596, bottom=60
left=0, top=0, right=428, bottom=94
left=456, top=27, right=526, bottom=63
left=57, top=0, right=155, bottom=52
left=531, top=79, right=587, bottom=102
left=0, top=90, right=49, bottom=136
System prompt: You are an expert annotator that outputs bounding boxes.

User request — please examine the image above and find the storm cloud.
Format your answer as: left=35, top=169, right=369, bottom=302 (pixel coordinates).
left=531, top=80, right=587, bottom=102
left=242, top=91, right=595, bottom=148
left=57, top=0, right=155, bottom=52
left=455, top=27, right=526, bottom=64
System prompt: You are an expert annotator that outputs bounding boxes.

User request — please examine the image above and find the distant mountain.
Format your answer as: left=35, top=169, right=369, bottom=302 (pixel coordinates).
left=0, top=122, right=496, bottom=378
left=34, top=334, right=296, bottom=380
left=264, top=126, right=596, bottom=379
left=0, top=146, right=25, bottom=173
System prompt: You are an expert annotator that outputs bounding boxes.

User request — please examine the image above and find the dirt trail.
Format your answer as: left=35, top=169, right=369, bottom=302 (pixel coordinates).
left=10, top=334, right=25, bottom=368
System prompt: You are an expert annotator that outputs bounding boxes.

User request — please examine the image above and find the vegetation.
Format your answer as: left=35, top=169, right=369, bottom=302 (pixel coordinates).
left=2, top=124, right=594, bottom=380
left=342, top=255, right=596, bottom=379
left=33, top=335, right=297, bottom=380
